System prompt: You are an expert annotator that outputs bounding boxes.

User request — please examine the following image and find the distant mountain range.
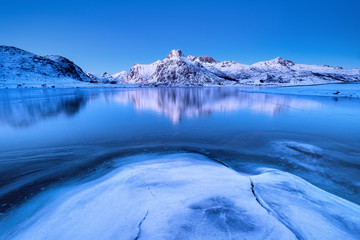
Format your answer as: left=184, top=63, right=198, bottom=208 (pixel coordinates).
left=124, top=50, right=360, bottom=86
left=1, top=46, right=359, bottom=88
left=86, top=71, right=127, bottom=84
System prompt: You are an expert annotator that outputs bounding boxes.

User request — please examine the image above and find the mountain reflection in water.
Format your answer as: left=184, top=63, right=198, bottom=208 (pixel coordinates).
left=116, top=88, right=322, bottom=123
left=0, top=88, right=322, bottom=127
left=0, top=89, right=91, bottom=127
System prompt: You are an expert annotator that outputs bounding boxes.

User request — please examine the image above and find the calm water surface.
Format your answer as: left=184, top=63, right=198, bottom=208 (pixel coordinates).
left=0, top=87, right=359, bottom=217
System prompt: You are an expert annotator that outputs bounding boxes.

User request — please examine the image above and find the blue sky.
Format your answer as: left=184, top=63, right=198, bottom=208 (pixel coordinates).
left=1, top=0, right=359, bottom=73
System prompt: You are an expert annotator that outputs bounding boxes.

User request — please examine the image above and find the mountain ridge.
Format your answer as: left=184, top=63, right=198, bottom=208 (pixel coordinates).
left=123, top=49, right=360, bottom=86
left=1, top=46, right=359, bottom=87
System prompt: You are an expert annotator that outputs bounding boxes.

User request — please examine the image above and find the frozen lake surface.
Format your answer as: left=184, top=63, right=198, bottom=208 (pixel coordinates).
left=0, top=87, right=359, bottom=239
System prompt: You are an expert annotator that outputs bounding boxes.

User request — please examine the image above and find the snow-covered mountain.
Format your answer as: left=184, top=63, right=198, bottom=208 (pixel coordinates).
left=2, top=46, right=359, bottom=88
left=124, top=50, right=360, bottom=86
left=124, top=50, right=229, bottom=86
left=112, top=71, right=127, bottom=82
left=86, top=72, right=116, bottom=84
left=0, top=46, right=93, bottom=87
left=86, top=71, right=127, bottom=84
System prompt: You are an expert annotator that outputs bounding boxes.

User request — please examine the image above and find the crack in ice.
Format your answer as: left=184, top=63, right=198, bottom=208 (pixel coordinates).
left=147, top=187, right=156, bottom=199
left=134, top=210, right=149, bottom=240
left=249, top=177, right=302, bottom=240
left=211, top=158, right=231, bottom=168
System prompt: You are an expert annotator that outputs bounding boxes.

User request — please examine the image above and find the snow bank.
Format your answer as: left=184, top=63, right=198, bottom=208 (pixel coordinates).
left=250, top=83, right=360, bottom=98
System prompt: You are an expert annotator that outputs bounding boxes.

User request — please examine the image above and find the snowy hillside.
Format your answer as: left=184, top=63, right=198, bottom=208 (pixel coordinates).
left=0, top=46, right=94, bottom=88
left=112, top=71, right=127, bottom=82
left=124, top=50, right=360, bottom=86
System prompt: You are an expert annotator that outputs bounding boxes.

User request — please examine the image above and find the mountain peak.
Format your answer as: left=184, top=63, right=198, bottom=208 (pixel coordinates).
left=166, top=49, right=185, bottom=60
left=197, top=56, right=217, bottom=63
left=0, top=45, right=33, bottom=56
left=253, top=57, right=295, bottom=68
left=271, top=57, right=295, bottom=67
left=101, top=72, right=112, bottom=78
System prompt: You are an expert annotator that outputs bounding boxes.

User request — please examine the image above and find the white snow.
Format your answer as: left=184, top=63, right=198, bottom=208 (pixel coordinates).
left=112, top=71, right=127, bottom=82
left=250, top=83, right=360, bottom=98
left=1, top=153, right=359, bottom=240
left=123, top=50, right=360, bottom=87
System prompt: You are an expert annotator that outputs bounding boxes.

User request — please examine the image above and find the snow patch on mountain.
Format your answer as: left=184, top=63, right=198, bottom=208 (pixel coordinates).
left=252, top=57, right=296, bottom=69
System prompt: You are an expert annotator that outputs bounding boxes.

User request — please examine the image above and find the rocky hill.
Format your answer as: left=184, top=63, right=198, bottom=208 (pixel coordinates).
left=0, top=46, right=92, bottom=87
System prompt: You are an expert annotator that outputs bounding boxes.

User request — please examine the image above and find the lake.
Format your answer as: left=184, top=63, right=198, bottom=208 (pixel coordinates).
left=0, top=87, right=359, bottom=239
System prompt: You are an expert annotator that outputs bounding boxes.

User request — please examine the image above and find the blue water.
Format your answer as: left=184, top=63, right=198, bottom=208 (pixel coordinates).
left=0, top=87, right=359, bottom=218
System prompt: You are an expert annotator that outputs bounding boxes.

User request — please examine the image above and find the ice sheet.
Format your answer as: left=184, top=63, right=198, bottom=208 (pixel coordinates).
left=1, top=153, right=359, bottom=240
